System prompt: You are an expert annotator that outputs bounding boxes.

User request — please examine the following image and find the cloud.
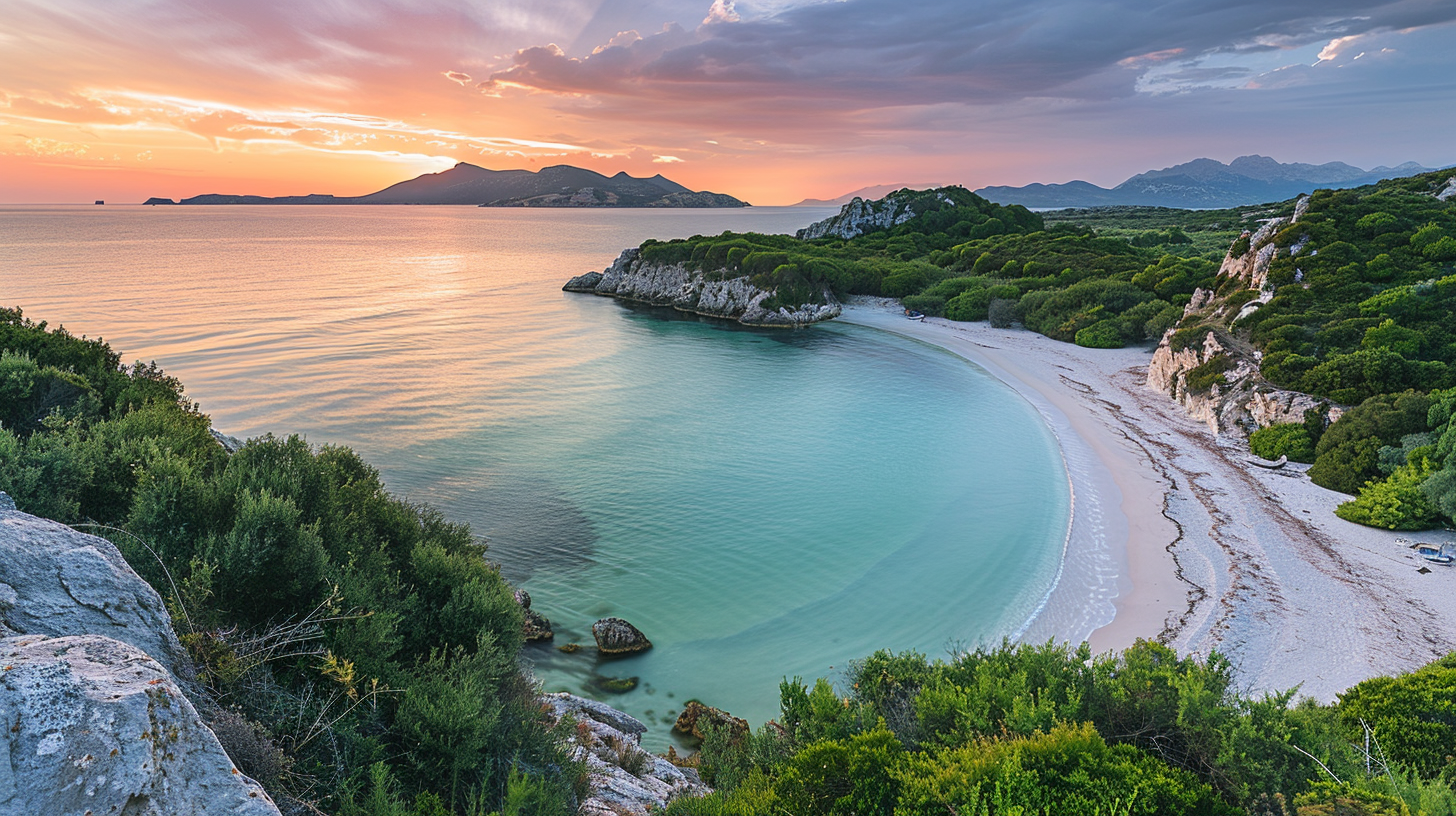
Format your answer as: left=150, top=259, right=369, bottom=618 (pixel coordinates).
left=702, top=0, right=741, bottom=25
left=478, top=0, right=1456, bottom=111
left=443, top=71, right=473, bottom=85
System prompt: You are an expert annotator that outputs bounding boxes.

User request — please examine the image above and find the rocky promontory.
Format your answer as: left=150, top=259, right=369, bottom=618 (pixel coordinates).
left=564, top=247, right=842, bottom=327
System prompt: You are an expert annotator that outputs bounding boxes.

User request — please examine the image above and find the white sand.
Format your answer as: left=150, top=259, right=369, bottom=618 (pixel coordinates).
left=841, top=301, right=1456, bottom=699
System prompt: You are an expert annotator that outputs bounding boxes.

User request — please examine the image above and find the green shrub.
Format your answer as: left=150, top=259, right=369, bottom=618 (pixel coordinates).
left=1075, top=320, right=1125, bottom=349
left=1183, top=355, right=1234, bottom=394
left=1334, top=461, right=1441, bottom=530
left=1339, top=654, right=1456, bottom=780
left=1249, top=423, right=1316, bottom=463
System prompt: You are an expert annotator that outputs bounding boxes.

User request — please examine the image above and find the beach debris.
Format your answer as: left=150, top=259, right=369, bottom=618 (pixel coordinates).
left=1248, top=454, right=1288, bottom=470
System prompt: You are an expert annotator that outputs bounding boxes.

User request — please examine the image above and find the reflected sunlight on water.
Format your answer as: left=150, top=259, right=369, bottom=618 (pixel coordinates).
left=1, top=205, right=1071, bottom=748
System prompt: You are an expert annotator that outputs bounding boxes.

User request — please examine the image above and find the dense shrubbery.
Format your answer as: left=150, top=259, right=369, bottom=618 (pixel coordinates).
left=0, top=308, right=577, bottom=815
left=1249, top=423, right=1317, bottom=463
left=668, top=639, right=1456, bottom=816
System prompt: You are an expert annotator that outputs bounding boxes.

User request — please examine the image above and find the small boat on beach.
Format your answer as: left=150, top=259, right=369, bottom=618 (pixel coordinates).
left=1410, top=541, right=1455, bottom=566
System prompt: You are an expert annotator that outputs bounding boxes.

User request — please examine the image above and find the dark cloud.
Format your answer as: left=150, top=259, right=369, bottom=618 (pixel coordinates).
left=482, top=0, right=1456, bottom=107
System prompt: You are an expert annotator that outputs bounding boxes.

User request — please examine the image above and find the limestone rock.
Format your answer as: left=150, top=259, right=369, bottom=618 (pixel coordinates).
left=592, top=617, right=652, bottom=655
left=514, top=589, right=553, bottom=642
left=673, top=701, right=749, bottom=742
left=0, top=634, right=280, bottom=816
left=1437, top=176, right=1456, bottom=202
left=562, top=270, right=604, bottom=292
left=563, top=248, right=841, bottom=327
left=0, top=509, right=189, bottom=681
left=796, top=187, right=962, bottom=240
left=544, top=693, right=708, bottom=816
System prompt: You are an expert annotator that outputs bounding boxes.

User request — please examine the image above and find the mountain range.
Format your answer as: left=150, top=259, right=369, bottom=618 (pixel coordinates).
left=972, top=155, right=1441, bottom=209
left=144, top=163, right=749, bottom=207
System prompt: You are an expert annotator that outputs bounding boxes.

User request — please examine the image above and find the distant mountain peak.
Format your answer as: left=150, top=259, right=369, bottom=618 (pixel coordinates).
left=977, top=156, right=1445, bottom=209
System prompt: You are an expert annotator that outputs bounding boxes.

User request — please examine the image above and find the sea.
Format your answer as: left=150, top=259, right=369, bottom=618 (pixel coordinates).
left=0, top=204, right=1071, bottom=748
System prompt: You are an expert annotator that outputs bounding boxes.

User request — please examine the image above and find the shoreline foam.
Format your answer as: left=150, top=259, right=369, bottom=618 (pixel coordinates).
left=840, top=300, right=1456, bottom=698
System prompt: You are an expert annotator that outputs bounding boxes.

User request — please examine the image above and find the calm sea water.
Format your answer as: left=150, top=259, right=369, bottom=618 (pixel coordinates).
left=0, top=205, right=1070, bottom=747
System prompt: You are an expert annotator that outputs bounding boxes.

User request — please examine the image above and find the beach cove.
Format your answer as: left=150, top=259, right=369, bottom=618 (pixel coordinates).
left=841, top=301, right=1456, bottom=700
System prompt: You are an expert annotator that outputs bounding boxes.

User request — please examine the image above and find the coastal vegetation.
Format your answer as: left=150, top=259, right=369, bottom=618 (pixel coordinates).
left=669, top=641, right=1456, bottom=816
left=0, top=307, right=579, bottom=814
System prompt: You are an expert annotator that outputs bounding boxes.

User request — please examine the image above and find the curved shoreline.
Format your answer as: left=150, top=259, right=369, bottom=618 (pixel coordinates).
left=838, top=302, right=1167, bottom=650
left=838, top=300, right=1456, bottom=699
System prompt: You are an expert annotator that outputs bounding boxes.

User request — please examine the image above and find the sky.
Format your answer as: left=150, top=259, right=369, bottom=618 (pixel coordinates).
left=2, top=0, right=1455, bottom=205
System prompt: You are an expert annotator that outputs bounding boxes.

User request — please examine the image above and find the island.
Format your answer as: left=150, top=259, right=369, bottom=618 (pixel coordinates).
left=142, top=162, right=749, bottom=208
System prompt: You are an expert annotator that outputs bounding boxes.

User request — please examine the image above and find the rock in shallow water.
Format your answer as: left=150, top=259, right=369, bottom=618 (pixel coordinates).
left=592, top=617, right=652, bottom=655
left=514, top=589, right=553, bottom=642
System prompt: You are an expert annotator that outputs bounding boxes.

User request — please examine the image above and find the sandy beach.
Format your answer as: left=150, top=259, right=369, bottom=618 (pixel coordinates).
left=841, top=301, right=1456, bottom=700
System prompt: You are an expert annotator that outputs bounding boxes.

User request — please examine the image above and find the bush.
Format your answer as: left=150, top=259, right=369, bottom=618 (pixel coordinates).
left=1338, top=654, right=1456, bottom=780
left=1249, top=423, right=1316, bottom=463
left=987, top=298, right=1018, bottom=328
left=1184, top=355, right=1234, bottom=394
left=1075, top=319, right=1125, bottom=349
left=1334, top=461, right=1441, bottom=530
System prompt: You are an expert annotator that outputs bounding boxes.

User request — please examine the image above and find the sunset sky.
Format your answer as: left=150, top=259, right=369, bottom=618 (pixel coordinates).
left=3, top=0, right=1454, bottom=205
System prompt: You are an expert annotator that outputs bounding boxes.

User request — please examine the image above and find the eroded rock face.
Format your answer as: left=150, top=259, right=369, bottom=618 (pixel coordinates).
left=0, top=509, right=189, bottom=680
left=544, top=692, right=708, bottom=816
left=592, top=617, right=652, bottom=655
left=0, top=634, right=279, bottom=816
left=563, top=248, right=842, bottom=327
left=1144, top=194, right=1348, bottom=436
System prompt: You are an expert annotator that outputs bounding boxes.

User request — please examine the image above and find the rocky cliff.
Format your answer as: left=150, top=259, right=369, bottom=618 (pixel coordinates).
left=1146, top=195, right=1340, bottom=435
left=0, top=506, right=281, bottom=816
left=564, top=247, right=842, bottom=327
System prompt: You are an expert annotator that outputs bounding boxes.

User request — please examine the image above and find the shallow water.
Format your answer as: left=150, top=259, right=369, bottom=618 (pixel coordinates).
left=0, top=205, right=1070, bottom=747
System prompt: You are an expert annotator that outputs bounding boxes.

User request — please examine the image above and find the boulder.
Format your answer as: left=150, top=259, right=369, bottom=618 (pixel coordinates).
left=0, top=508, right=190, bottom=680
left=673, top=701, right=749, bottom=742
left=562, top=270, right=604, bottom=292
left=0, top=634, right=279, bottom=815
left=514, top=589, right=553, bottom=642
left=592, top=617, right=652, bottom=655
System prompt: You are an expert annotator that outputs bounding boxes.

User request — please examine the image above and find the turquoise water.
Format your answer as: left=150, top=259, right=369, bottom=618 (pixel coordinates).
left=0, top=205, right=1070, bottom=746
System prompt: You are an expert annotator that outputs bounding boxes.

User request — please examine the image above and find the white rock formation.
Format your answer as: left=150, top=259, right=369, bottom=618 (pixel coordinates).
left=565, top=247, right=841, bottom=327
left=796, top=191, right=927, bottom=240
left=544, top=692, right=708, bottom=816
left=1437, top=176, right=1456, bottom=202
left=0, top=511, right=188, bottom=679
left=0, top=634, right=279, bottom=816
left=0, top=506, right=281, bottom=816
